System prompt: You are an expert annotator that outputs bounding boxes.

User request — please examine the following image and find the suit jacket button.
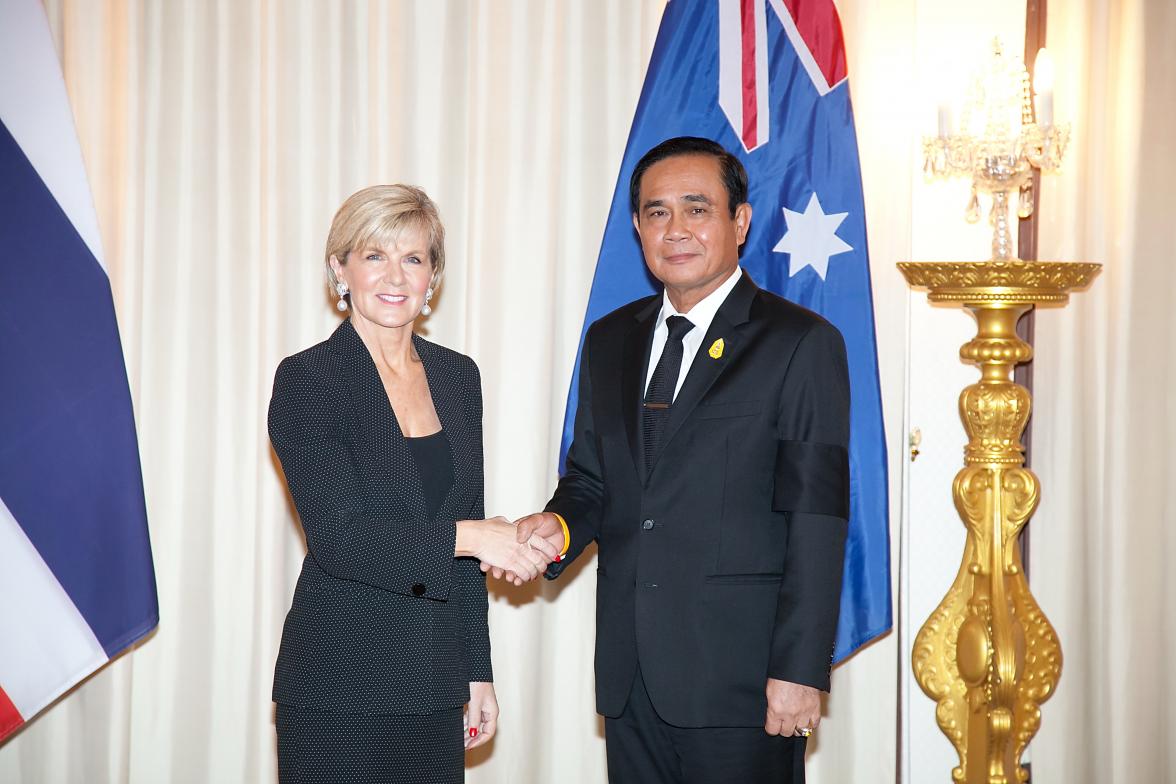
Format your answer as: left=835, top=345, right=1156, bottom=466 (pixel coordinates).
left=642, top=519, right=655, bottom=530
left=412, top=583, right=426, bottom=596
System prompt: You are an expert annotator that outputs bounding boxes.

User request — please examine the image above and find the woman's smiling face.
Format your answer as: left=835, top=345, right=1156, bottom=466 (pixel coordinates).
left=331, top=226, right=434, bottom=332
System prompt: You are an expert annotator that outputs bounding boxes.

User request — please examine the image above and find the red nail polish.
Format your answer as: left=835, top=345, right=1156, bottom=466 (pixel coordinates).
left=469, top=728, right=478, bottom=738
left=555, top=555, right=563, bottom=562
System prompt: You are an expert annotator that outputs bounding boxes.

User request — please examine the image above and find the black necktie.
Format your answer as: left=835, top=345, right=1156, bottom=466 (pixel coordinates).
left=643, top=315, right=694, bottom=473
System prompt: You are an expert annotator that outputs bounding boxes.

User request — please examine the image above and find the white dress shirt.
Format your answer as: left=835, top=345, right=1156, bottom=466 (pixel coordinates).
left=643, top=266, right=743, bottom=400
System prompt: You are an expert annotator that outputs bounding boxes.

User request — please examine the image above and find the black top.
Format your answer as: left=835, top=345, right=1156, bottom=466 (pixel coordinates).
left=406, top=430, right=455, bottom=520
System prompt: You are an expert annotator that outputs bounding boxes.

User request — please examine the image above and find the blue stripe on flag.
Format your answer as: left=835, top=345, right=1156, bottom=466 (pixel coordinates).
left=0, top=119, right=158, bottom=657
left=558, top=0, right=891, bottom=662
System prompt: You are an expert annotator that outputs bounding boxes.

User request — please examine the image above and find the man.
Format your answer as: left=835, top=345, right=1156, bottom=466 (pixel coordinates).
left=516, top=136, right=850, bottom=782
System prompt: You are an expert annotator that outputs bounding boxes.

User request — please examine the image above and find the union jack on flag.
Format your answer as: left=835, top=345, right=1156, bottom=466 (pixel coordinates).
left=561, top=0, right=891, bottom=662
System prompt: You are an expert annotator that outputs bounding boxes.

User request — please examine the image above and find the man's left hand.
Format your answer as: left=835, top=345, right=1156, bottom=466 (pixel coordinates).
left=764, top=678, right=821, bottom=737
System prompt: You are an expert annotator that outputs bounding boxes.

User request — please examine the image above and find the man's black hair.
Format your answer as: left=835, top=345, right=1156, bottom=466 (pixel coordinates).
left=629, top=136, right=749, bottom=218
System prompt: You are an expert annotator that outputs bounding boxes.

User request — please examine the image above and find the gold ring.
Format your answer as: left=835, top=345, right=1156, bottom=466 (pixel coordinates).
left=798, top=727, right=813, bottom=737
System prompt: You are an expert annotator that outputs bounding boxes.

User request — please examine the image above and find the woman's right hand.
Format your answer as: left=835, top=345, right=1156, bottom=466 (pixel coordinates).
left=455, top=517, right=559, bottom=585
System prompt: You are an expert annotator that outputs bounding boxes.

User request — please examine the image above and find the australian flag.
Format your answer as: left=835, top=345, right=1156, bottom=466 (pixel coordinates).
left=560, top=0, right=891, bottom=662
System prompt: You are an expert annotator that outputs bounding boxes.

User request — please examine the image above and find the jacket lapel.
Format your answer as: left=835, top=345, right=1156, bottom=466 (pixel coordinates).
left=328, top=319, right=430, bottom=519
left=623, top=298, right=661, bottom=484
left=655, top=272, right=758, bottom=472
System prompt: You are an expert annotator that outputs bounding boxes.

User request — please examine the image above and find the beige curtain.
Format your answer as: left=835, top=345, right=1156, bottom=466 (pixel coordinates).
left=1030, top=0, right=1176, bottom=780
left=0, top=1, right=905, bottom=782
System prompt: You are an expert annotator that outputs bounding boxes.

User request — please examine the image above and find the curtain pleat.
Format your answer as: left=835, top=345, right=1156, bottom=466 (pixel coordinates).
left=1030, top=0, right=1176, bottom=781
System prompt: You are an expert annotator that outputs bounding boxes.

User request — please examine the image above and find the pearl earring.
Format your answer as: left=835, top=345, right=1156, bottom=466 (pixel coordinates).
left=421, top=288, right=434, bottom=317
left=335, top=282, right=349, bottom=312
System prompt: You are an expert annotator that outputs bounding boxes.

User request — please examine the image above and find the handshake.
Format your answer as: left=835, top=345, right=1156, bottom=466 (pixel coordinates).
left=456, top=513, right=566, bottom=587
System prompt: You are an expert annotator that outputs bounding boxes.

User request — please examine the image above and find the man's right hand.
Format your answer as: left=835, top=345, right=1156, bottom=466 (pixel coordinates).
left=515, top=512, right=564, bottom=547
left=457, top=516, right=557, bottom=585
left=481, top=512, right=566, bottom=583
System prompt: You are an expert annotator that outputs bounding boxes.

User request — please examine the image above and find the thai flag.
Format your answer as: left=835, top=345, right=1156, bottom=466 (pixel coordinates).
left=0, top=0, right=158, bottom=742
left=560, top=0, right=891, bottom=662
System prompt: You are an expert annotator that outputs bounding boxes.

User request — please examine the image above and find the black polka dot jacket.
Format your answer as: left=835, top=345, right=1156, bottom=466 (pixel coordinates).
left=268, top=318, right=492, bottom=713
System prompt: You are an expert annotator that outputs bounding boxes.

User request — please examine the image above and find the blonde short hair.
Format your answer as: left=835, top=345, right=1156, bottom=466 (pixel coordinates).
left=324, top=184, right=446, bottom=293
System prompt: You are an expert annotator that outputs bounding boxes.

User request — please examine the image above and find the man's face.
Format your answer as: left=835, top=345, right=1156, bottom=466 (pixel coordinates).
left=632, top=154, right=751, bottom=311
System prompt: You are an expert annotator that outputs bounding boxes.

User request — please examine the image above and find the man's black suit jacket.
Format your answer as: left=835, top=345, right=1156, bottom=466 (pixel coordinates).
left=546, top=271, right=850, bottom=728
left=268, top=319, right=491, bottom=713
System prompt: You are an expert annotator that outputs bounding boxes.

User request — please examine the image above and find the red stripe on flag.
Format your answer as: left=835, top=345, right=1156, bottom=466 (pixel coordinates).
left=739, top=0, right=758, bottom=148
left=781, top=0, right=847, bottom=86
left=0, top=685, right=25, bottom=742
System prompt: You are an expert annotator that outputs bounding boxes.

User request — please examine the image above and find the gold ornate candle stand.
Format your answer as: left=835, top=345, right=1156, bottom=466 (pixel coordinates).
left=897, top=260, right=1099, bottom=784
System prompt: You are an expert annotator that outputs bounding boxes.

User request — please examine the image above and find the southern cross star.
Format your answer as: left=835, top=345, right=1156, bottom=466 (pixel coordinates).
left=772, top=192, right=853, bottom=280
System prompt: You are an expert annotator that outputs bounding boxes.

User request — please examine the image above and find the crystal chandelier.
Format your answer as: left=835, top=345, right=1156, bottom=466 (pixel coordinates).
left=923, top=39, right=1070, bottom=260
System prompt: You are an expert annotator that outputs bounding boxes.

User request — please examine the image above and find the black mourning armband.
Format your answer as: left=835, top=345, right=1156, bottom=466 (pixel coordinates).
left=772, top=440, right=850, bottom=519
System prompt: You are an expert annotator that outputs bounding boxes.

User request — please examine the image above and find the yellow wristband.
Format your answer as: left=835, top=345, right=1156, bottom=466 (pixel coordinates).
left=551, top=513, right=571, bottom=557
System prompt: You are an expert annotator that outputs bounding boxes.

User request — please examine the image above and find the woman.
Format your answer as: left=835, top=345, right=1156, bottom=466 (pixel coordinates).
left=268, top=184, right=556, bottom=783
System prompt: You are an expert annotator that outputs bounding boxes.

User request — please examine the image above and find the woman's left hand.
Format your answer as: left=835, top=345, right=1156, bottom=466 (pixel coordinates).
left=464, top=681, right=499, bottom=750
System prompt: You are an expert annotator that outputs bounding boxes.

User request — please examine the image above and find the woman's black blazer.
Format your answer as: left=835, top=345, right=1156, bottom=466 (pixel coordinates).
left=268, top=319, right=491, bottom=713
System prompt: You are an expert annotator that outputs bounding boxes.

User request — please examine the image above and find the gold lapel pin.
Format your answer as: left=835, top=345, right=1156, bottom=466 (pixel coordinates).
left=708, top=338, right=724, bottom=359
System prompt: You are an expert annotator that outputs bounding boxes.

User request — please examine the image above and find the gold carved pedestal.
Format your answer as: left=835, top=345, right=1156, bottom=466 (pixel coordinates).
left=898, top=260, right=1099, bottom=783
